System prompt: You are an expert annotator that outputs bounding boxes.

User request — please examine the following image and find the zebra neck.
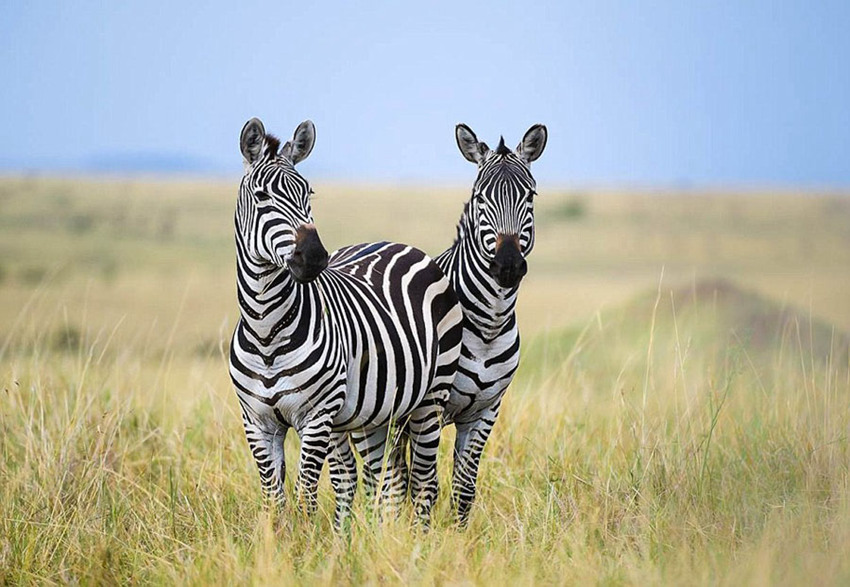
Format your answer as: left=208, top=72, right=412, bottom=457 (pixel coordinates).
left=236, top=262, right=323, bottom=351
left=438, top=236, right=519, bottom=342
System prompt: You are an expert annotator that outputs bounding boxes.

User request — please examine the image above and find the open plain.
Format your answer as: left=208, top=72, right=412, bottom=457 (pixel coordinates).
left=1, top=177, right=849, bottom=584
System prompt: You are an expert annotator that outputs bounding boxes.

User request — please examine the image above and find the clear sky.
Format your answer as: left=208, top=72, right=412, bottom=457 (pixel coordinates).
left=1, top=1, right=848, bottom=186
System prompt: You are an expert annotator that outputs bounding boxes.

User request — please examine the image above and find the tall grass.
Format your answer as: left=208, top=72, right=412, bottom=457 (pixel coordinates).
left=2, top=178, right=849, bottom=583
left=2, top=274, right=848, bottom=584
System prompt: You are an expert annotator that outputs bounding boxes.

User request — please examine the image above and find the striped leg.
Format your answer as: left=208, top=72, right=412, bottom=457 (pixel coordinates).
left=352, top=427, right=407, bottom=517
left=407, top=402, right=445, bottom=526
left=294, top=413, right=334, bottom=515
left=327, top=432, right=358, bottom=529
left=452, top=402, right=501, bottom=526
left=387, top=430, right=410, bottom=503
left=240, top=405, right=288, bottom=505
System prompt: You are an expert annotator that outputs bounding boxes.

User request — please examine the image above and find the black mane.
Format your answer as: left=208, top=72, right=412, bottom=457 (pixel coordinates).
left=265, top=134, right=281, bottom=155
left=451, top=198, right=473, bottom=247
left=495, top=136, right=511, bottom=155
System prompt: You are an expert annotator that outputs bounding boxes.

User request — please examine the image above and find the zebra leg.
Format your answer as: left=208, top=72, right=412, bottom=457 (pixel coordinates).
left=389, top=428, right=410, bottom=501
left=240, top=405, right=288, bottom=505
left=452, top=402, right=501, bottom=526
left=294, top=413, right=334, bottom=516
left=327, top=432, right=358, bottom=530
left=406, top=404, right=444, bottom=526
left=382, top=425, right=410, bottom=513
left=352, top=427, right=407, bottom=518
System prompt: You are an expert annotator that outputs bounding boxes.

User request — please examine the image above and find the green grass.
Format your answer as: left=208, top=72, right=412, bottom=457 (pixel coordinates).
left=1, top=177, right=849, bottom=584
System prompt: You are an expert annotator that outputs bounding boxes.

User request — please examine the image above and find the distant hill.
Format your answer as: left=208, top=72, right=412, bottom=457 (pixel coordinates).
left=629, top=278, right=849, bottom=358
left=521, top=279, right=850, bottom=383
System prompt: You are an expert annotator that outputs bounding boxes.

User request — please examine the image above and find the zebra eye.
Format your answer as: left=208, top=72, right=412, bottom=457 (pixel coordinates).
left=254, top=190, right=272, bottom=202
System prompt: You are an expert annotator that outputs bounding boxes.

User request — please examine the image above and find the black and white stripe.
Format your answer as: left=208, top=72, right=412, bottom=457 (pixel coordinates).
left=432, top=123, right=548, bottom=524
left=230, top=118, right=463, bottom=527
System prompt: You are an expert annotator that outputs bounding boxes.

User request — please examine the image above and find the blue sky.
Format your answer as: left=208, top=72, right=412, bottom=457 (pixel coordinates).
left=1, top=1, right=848, bottom=186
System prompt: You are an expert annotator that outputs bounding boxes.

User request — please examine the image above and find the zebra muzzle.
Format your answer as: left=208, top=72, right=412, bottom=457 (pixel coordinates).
left=289, top=224, right=329, bottom=284
left=489, top=234, right=527, bottom=288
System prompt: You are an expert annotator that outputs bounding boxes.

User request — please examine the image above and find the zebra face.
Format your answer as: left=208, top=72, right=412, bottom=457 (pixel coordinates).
left=236, top=118, right=328, bottom=283
left=456, top=123, right=548, bottom=288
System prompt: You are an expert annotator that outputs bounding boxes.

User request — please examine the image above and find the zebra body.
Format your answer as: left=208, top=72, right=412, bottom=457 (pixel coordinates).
left=233, top=242, right=457, bottom=429
left=230, top=118, right=462, bottom=527
left=432, top=123, right=548, bottom=524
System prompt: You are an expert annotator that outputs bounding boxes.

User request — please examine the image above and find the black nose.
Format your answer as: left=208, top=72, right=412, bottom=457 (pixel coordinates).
left=289, top=224, right=329, bottom=284
left=489, top=234, right=527, bottom=288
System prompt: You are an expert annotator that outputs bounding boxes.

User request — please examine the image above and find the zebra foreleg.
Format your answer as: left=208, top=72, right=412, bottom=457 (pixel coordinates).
left=388, top=429, right=410, bottom=502
left=452, top=403, right=501, bottom=526
left=327, top=432, right=358, bottom=530
left=240, top=406, right=288, bottom=506
left=407, top=404, right=443, bottom=526
left=294, top=413, right=334, bottom=516
left=352, top=427, right=407, bottom=519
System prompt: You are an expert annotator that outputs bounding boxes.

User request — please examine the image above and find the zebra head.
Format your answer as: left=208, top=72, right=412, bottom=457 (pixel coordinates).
left=455, top=123, right=548, bottom=289
left=237, top=117, right=328, bottom=284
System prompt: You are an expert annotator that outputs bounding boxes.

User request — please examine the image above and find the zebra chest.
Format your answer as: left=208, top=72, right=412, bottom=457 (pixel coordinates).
left=447, top=330, right=520, bottom=421
left=230, top=339, right=346, bottom=431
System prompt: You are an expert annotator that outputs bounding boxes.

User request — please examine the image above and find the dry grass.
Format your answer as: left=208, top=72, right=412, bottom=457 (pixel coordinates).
left=1, top=177, right=849, bottom=584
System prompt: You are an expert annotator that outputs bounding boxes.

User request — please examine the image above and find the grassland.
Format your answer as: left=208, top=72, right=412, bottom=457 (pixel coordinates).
left=1, top=176, right=849, bottom=584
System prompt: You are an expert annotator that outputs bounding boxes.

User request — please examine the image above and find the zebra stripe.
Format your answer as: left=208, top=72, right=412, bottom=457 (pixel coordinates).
left=230, top=118, right=462, bottom=527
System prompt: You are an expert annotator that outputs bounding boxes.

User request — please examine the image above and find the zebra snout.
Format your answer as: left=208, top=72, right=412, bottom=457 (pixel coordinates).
left=489, top=234, right=527, bottom=288
left=289, top=224, right=329, bottom=284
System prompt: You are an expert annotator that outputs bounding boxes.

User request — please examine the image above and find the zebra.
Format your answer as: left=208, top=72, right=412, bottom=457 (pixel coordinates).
left=230, top=117, right=463, bottom=528
left=425, top=123, right=548, bottom=525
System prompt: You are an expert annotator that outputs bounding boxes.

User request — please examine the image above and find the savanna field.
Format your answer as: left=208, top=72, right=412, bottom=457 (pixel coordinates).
left=1, top=176, right=850, bottom=584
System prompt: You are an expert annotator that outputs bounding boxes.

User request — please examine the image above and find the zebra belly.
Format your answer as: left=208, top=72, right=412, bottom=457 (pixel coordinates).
left=331, top=340, right=433, bottom=431
left=444, top=330, right=519, bottom=424
left=332, top=380, right=427, bottom=432
left=321, top=242, right=447, bottom=432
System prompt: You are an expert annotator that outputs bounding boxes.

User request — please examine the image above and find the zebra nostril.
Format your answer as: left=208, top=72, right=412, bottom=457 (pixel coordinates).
left=488, top=259, right=501, bottom=276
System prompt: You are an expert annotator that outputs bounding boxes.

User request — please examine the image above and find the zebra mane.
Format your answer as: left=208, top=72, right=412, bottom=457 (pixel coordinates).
left=495, top=136, right=511, bottom=155
left=264, top=134, right=281, bottom=156
left=451, top=199, right=473, bottom=246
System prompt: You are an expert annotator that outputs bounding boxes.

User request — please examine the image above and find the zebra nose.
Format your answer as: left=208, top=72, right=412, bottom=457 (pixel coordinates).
left=489, top=234, right=527, bottom=288
left=290, top=224, right=329, bottom=283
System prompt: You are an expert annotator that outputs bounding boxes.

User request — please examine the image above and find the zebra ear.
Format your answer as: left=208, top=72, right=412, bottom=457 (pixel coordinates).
left=281, top=120, right=316, bottom=165
left=516, top=124, right=548, bottom=164
left=456, top=124, right=489, bottom=165
left=240, top=118, right=266, bottom=164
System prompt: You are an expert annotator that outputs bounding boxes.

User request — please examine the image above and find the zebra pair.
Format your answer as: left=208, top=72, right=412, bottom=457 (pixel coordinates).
left=229, top=117, right=547, bottom=527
